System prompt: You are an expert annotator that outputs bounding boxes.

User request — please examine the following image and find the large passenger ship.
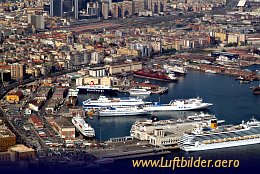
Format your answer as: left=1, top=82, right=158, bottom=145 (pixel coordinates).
left=178, top=118, right=260, bottom=152
left=143, top=97, right=213, bottom=111
left=99, top=107, right=151, bottom=117
left=83, top=96, right=151, bottom=109
left=72, top=116, right=95, bottom=138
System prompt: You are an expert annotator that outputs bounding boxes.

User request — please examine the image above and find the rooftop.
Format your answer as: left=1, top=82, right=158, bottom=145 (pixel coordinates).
left=9, top=144, right=35, bottom=153
left=0, top=128, right=15, bottom=138
left=54, top=117, right=74, bottom=128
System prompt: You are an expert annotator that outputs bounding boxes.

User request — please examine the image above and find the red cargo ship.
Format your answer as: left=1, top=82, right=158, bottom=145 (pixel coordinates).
left=133, top=70, right=179, bottom=82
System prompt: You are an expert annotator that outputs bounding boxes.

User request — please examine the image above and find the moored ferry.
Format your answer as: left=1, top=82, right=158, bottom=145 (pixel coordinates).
left=143, top=97, right=213, bottom=111
left=178, top=118, right=260, bottom=152
left=99, top=107, right=151, bottom=117
left=83, top=96, right=152, bottom=109
left=72, top=116, right=95, bottom=138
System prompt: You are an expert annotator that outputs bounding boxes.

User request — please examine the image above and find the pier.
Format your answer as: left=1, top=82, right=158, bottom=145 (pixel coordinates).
left=86, top=138, right=177, bottom=160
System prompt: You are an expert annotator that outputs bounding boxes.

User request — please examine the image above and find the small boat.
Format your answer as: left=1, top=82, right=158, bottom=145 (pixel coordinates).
left=236, top=76, right=244, bottom=80
left=250, top=84, right=260, bottom=94
left=205, top=69, right=217, bottom=74
left=95, top=158, right=114, bottom=164
left=129, top=88, right=151, bottom=95
left=163, top=65, right=187, bottom=75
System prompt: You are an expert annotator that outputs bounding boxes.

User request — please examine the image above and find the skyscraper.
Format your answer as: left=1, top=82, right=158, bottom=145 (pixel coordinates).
left=30, top=15, right=45, bottom=29
left=133, top=0, right=145, bottom=14
left=102, top=0, right=109, bottom=19
left=74, top=0, right=79, bottom=20
left=11, top=63, right=26, bottom=80
left=111, top=2, right=119, bottom=18
left=50, top=0, right=63, bottom=17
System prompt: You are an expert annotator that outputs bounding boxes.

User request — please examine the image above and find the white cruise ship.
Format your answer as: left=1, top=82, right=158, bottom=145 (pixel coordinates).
left=129, top=88, right=151, bottom=96
left=143, top=97, right=213, bottom=111
left=99, top=107, right=151, bottom=117
left=178, top=118, right=260, bottom=152
left=83, top=96, right=152, bottom=109
left=72, top=116, right=95, bottom=138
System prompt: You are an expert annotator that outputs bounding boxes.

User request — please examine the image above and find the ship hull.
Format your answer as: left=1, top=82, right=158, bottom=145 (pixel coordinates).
left=99, top=111, right=151, bottom=117
left=72, top=118, right=95, bottom=138
left=133, top=74, right=178, bottom=82
left=83, top=101, right=150, bottom=109
left=129, top=92, right=151, bottom=95
left=181, top=138, right=260, bottom=152
left=77, top=88, right=118, bottom=95
left=144, top=103, right=212, bottom=111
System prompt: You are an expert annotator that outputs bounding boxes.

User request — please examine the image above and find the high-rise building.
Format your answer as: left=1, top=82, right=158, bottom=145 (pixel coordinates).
left=50, top=0, right=80, bottom=19
left=146, top=0, right=166, bottom=13
left=50, top=0, right=63, bottom=17
left=11, top=63, right=26, bottom=80
left=111, top=2, right=119, bottom=18
left=30, top=15, right=45, bottom=29
left=133, top=0, right=145, bottom=14
left=102, top=1, right=109, bottom=19
left=121, top=1, right=133, bottom=18
left=86, top=2, right=101, bottom=18
left=74, top=0, right=79, bottom=20
left=63, top=0, right=73, bottom=17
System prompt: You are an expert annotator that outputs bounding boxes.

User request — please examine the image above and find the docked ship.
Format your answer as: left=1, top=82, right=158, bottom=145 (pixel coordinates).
left=72, top=116, right=95, bottom=138
left=133, top=70, right=179, bottom=82
left=130, top=113, right=225, bottom=145
left=77, top=85, right=118, bottom=94
left=83, top=96, right=152, bottom=109
left=143, top=97, right=213, bottom=111
left=178, top=118, right=260, bottom=152
left=99, top=107, right=151, bottom=117
left=163, top=65, right=187, bottom=75
left=129, top=88, right=151, bottom=95
left=250, top=85, right=260, bottom=94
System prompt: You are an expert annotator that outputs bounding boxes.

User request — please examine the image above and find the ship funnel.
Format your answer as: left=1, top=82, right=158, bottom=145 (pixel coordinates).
left=211, top=119, right=217, bottom=129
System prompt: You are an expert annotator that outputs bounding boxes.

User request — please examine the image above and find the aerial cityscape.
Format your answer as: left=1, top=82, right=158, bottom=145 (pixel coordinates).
left=0, top=0, right=260, bottom=173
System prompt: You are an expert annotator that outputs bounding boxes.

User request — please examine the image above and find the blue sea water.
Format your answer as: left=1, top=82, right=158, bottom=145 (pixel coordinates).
left=75, top=68, right=260, bottom=174
left=78, top=69, right=260, bottom=141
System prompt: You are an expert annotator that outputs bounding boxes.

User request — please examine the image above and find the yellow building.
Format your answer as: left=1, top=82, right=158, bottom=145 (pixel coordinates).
left=85, top=45, right=95, bottom=51
left=6, top=90, right=23, bottom=103
left=228, top=34, right=239, bottom=44
left=215, top=32, right=227, bottom=42
left=107, top=61, right=142, bottom=75
left=117, top=48, right=140, bottom=56
left=0, top=129, right=16, bottom=152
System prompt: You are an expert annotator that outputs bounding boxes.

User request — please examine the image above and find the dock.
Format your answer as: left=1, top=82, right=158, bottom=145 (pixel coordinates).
left=86, top=138, right=178, bottom=160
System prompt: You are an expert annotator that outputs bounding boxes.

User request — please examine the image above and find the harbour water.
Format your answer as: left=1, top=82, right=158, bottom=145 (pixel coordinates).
left=78, top=69, right=260, bottom=141
left=78, top=68, right=260, bottom=173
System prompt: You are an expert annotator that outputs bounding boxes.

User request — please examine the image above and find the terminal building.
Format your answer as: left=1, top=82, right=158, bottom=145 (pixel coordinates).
left=0, top=129, right=16, bottom=152
left=130, top=115, right=217, bottom=147
left=52, top=117, right=75, bottom=139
